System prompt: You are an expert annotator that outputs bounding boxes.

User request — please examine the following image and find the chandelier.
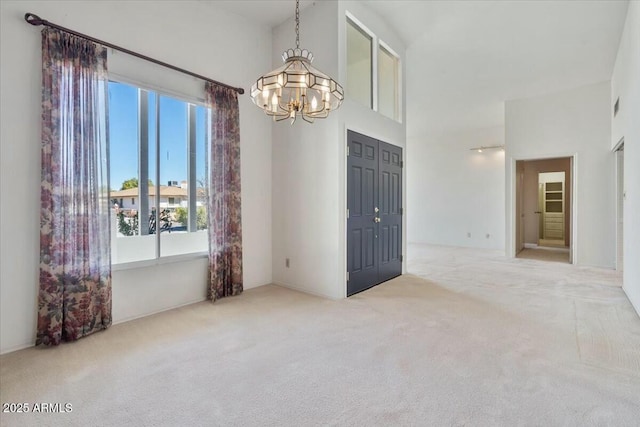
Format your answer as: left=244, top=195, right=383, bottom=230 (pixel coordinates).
left=250, top=0, right=344, bottom=124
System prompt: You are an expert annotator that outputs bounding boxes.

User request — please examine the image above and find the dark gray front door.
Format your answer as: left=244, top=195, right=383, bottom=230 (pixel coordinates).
left=347, top=130, right=403, bottom=296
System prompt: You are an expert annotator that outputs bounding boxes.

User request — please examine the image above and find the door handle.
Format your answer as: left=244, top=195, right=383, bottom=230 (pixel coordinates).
left=373, top=217, right=381, bottom=223
left=374, top=207, right=379, bottom=213
left=534, top=211, right=542, bottom=214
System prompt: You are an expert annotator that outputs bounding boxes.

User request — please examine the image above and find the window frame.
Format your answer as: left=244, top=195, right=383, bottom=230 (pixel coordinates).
left=377, top=40, right=401, bottom=122
left=345, top=11, right=402, bottom=123
left=108, top=77, right=210, bottom=269
left=346, top=14, right=376, bottom=110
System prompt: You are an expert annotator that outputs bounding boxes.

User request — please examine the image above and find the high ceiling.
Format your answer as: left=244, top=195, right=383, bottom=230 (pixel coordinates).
left=205, top=0, right=319, bottom=28
left=210, top=0, right=629, bottom=137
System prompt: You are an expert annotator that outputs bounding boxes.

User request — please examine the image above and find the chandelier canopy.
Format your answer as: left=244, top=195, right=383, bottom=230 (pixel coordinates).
left=250, top=0, right=344, bottom=124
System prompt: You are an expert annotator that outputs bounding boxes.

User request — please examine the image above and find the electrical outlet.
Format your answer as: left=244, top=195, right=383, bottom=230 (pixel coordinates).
left=467, top=232, right=471, bottom=238
left=285, top=258, right=290, bottom=268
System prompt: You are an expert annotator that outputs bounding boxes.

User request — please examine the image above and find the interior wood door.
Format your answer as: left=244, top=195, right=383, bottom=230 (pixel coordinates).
left=347, top=130, right=403, bottom=296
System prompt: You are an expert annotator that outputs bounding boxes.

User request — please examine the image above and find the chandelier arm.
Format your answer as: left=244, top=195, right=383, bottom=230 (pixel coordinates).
left=308, top=110, right=329, bottom=119
left=266, top=107, right=290, bottom=118
left=306, top=103, right=326, bottom=116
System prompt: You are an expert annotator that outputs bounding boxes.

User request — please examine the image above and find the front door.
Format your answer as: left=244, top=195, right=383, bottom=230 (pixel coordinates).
left=347, top=130, right=403, bottom=296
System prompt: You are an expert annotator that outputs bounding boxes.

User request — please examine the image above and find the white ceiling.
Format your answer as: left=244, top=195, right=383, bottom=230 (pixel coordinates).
left=209, top=0, right=629, bottom=137
left=204, top=0, right=320, bottom=28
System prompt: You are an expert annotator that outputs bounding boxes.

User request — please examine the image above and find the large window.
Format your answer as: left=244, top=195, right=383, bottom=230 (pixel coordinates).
left=108, top=81, right=208, bottom=264
left=346, top=14, right=401, bottom=122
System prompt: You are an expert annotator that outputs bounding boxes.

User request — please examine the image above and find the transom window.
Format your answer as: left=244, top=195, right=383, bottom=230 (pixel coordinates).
left=346, top=13, right=401, bottom=122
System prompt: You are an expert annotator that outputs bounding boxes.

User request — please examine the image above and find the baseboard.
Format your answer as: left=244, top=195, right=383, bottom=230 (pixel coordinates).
left=272, top=281, right=342, bottom=300
left=622, top=286, right=640, bottom=318
left=0, top=342, right=34, bottom=356
left=113, top=297, right=207, bottom=326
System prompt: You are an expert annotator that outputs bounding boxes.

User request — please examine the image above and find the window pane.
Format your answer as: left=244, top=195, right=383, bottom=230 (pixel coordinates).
left=159, top=96, right=207, bottom=257
left=196, top=105, right=208, bottom=232
left=108, top=81, right=155, bottom=263
left=146, top=91, right=157, bottom=238
left=378, top=45, right=399, bottom=121
left=347, top=18, right=372, bottom=109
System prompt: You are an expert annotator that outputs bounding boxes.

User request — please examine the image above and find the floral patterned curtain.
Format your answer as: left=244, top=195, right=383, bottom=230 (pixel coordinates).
left=205, top=83, right=243, bottom=301
left=37, top=28, right=111, bottom=345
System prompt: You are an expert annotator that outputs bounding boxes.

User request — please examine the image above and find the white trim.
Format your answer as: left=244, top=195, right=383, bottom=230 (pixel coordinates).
left=272, top=282, right=340, bottom=301
left=345, top=11, right=376, bottom=40
left=342, top=124, right=349, bottom=299
left=614, top=146, right=624, bottom=272
left=108, top=71, right=207, bottom=106
left=623, top=286, right=640, bottom=318
left=0, top=342, right=34, bottom=356
left=112, top=251, right=208, bottom=271
left=112, top=297, right=207, bottom=325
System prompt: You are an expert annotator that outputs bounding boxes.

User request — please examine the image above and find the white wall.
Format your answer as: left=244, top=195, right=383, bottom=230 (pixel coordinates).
left=270, top=1, right=342, bottom=300
left=407, top=127, right=506, bottom=250
left=505, top=81, right=615, bottom=269
left=0, top=0, right=273, bottom=354
left=611, top=1, right=640, bottom=316
left=271, top=1, right=406, bottom=299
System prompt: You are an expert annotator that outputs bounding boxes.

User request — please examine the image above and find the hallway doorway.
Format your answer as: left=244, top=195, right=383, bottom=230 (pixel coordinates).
left=515, top=157, right=573, bottom=264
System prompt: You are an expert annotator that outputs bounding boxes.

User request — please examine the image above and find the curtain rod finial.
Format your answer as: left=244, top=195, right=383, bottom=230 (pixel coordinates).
left=25, top=13, right=45, bottom=26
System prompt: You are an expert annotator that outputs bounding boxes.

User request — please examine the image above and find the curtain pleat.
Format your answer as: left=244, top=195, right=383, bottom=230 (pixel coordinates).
left=37, top=28, right=111, bottom=345
left=205, top=83, right=243, bottom=302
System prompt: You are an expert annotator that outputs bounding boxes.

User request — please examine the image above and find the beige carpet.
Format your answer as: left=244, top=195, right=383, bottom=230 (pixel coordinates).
left=517, top=246, right=571, bottom=264
left=1, top=244, right=639, bottom=426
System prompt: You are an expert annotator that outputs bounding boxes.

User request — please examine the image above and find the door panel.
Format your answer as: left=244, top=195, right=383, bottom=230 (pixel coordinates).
left=347, top=131, right=403, bottom=296
left=347, top=132, right=379, bottom=294
left=378, top=141, right=403, bottom=282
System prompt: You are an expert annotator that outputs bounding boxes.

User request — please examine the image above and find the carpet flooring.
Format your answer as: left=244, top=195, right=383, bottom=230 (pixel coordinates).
left=517, top=247, right=571, bottom=264
left=1, top=244, right=639, bottom=426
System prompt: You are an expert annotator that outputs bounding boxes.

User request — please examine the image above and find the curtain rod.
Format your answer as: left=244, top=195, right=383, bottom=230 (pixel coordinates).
left=24, top=13, right=245, bottom=95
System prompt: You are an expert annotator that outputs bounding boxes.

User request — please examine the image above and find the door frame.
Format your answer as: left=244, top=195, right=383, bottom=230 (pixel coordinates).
left=614, top=137, right=624, bottom=271
left=509, top=153, right=577, bottom=264
left=342, top=126, right=406, bottom=297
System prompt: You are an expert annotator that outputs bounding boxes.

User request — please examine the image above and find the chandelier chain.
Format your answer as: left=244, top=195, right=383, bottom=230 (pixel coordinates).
left=295, top=0, right=300, bottom=49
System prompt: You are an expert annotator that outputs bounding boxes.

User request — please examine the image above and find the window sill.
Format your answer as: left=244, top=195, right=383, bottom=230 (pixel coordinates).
left=112, top=251, right=208, bottom=271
